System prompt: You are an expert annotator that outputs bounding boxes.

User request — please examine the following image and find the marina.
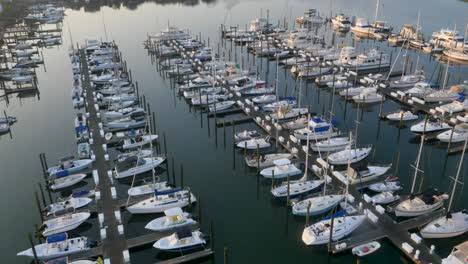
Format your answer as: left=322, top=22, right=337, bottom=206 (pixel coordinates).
left=1, top=0, right=468, bottom=264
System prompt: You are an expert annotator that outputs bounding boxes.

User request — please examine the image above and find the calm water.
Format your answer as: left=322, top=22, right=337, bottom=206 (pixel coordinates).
left=1, top=0, right=468, bottom=263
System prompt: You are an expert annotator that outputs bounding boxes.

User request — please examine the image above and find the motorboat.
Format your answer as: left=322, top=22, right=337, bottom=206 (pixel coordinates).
left=271, top=179, right=324, bottom=198
left=292, top=195, right=344, bottom=216
left=98, top=85, right=134, bottom=96
left=45, top=197, right=92, bottom=216
left=262, top=97, right=297, bottom=111
left=438, top=100, right=468, bottom=114
left=49, top=173, right=87, bottom=191
left=190, top=93, right=229, bottom=105
left=127, top=181, right=170, bottom=196
left=298, top=66, right=331, bottom=78
left=241, top=86, right=274, bottom=96
left=342, top=164, right=392, bottom=185
left=405, top=82, right=436, bottom=98
left=294, top=117, right=338, bottom=140
left=443, top=49, right=468, bottom=62
left=101, top=107, right=145, bottom=120
left=371, top=191, right=400, bottom=204
left=41, top=212, right=91, bottom=237
left=153, top=230, right=205, bottom=251
left=282, top=116, right=309, bottom=130
left=368, top=181, right=402, bottom=192
left=127, top=188, right=196, bottom=214
left=420, top=210, right=468, bottom=238
left=145, top=207, right=196, bottom=231
left=0, top=116, right=17, bottom=124
left=260, top=159, right=302, bottom=179
left=17, top=233, right=94, bottom=260
left=236, top=137, right=271, bottom=149
left=386, top=111, right=418, bottom=121
left=301, top=214, right=366, bottom=245
left=105, top=113, right=147, bottom=130
left=430, top=28, right=467, bottom=50
left=352, top=241, right=381, bottom=257
left=209, top=100, right=236, bottom=112
left=47, top=158, right=93, bottom=177
left=75, top=113, right=87, bottom=131
left=442, top=241, right=468, bottom=264
left=339, top=86, right=377, bottom=97
left=331, top=14, right=351, bottom=30
left=410, top=119, right=451, bottom=134
left=353, top=90, right=384, bottom=103
left=351, top=18, right=376, bottom=36
left=344, top=49, right=390, bottom=71
left=183, top=87, right=222, bottom=99
left=234, top=130, right=261, bottom=142
left=437, top=124, right=468, bottom=143
left=327, top=147, right=372, bottom=165
left=122, top=135, right=158, bottom=150
left=114, top=157, right=165, bottom=179
left=394, top=188, right=448, bottom=217
left=97, top=93, right=136, bottom=103
left=270, top=107, right=308, bottom=120
left=389, top=73, right=426, bottom=89
left=244, top=153, right=293, bottom=169
left=252, top=94, right=277, bottom=104
left=0, top=123, right=10, bottom=133
left=310, top=137, right=351, bottom=152
left=423, top=90, right=460, bottom=103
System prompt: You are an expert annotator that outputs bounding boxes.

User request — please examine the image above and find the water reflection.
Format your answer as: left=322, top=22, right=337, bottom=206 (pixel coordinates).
left=66, top=0, right=218, bottom=12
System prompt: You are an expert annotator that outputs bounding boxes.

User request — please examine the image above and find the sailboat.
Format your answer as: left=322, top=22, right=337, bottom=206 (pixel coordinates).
left=127, top=188, right=196, bottom=214
left=260, top=159, right=302, bottom=179
left=420, top=138, right=468, bottom=238
left=45, top=197, right=92, bottom=216
left=301, top=214, right=366, bottom=245
left=41, top=212, right=91, bottom=237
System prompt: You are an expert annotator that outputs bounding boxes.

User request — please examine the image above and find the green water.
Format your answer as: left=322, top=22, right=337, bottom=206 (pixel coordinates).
left=1, top=0, right=468, bottom=263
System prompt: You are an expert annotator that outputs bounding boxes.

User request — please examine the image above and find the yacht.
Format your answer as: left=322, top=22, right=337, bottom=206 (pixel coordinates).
left=294, top=117, right=338, bottom=140
left=331, top=14, right=351, bottom=30
left=327, top=146, right=372, bottom=165
left=296, top=9, right=324, bottom=25
left=410, top=119, right=451, bottom=134
left=351, top=18, right=376, bottom=36
left=430, top=28, right=467, bottom=51
left=342, top=164, right=392, bottom=185
left=344, top=49, right=390, bottom=72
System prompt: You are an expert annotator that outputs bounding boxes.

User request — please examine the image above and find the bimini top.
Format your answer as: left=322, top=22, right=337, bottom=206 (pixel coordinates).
left=273, top=158, right=291, bottom=166
left=175, top=228, right=193, bottom=240
left=47, top=233, right=68, bottom=244
left=164, top=207, right=183, bottom=217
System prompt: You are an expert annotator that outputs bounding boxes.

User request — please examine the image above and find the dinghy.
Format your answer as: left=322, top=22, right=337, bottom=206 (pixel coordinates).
left=310, top=137, right=351, bottom=152
left=236, top=137, right=271, bottom=149
left=46, top=198, right=92, bottom=216
left=244, top=153, right=293, bottom=168
left=41, top=212, right=91, bottom=237
left=17, top=233, right=94, bottom=260
left=127, top=181, right=170, bottom=196
left=49, top=173, right=87, bottom=191
left=209, top=100, right=235, bottom=112
left=302, top=214, right=366, bottom=245
left=153, top=230, right=205, bottom=251
left=371, top=191, right=400, bottom=204
left=127, top=188, right=196, bottom=214
left=48, top=158, right=93, bottom=177
left=145, top=207, right=196, bottom=231
left=352, top=241, right=381, bottom=257
left=386, top=111, right=418, bottom=121
left=122, top=135, right=158, bottom=150
left=260, top=159, right=302, bottom=179
left=114, top=157, right=165, bottom=179
left=292, top=195, right=344, bottom=216
left=327, top=147, right=372, bottom=165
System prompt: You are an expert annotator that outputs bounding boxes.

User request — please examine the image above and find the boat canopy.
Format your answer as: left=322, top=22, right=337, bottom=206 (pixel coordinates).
left=154, top=187, right=182, bottom=196
left=175, top=228, right=193, bottom=239
left=164, top=207, right=183, bottom=217
left=321, top=209, right=347, bottom=221
left=414, top=188, right=445, bottom=204
left=47, top=233, right=67, bottom=244
left=273, top=158, right=291, bottom=166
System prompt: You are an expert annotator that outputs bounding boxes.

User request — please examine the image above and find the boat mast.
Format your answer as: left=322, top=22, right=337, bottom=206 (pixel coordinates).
left=442, top=57, right=450, bottom=90
left=447, top=138, right=467, bottom=211
left=301, top=113, right=311, bottom=182
left=374, top=0, right=380, bottom=23
left=410, top=130, right=425, bottom=193
left=414, top=10, right=421, bottom=71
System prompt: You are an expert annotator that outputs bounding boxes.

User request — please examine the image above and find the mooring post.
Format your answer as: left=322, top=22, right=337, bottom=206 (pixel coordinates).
left=306, top=201, right=311, bottom=226
left=224, top=246, right=228, bottom=264
left=34, top=191, right=44, bottom=222
left=256, top=143, right=260, bottom=173
left=180, top=164, right=184, bottom=188
left=286, top=175, right=290, bottom=205
left=38, top=183, right=47, bottom=208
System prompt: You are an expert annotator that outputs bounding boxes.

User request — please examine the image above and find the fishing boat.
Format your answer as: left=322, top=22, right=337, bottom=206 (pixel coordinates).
left=209, top=100, right=236, bottom=112
left=49, top=173, right=87, bottom=191
left=17, top=233, right=94, bottom=260
left=47, top=158, right=93, bottom=177
left=371, top=191, right=400, bottom=204
left=41, top=212, right=91, bottom=237
left=252, top=94, right=277, bottom=104
left=122, top=135, right=158, bottom=150
left=127, top=181, right=170, bottom=196
left=368, top=180, right=402, bottom=192
left=310, top=137, right=351, bottom=152
left=244, top=153, right=293, bottom=169
left=260, top=159, right=302, bottom=179
left=386, top=111, right=418, bottom=121
left=301, top=214, right=366, bottom=245
left=145, top=207, right=196, bottom=231
left=437, top=124, right=468, bottom=143
left=395, top=188, right=448, bottom=217
left=153, top=230, right=205, bottom=251
left=127, top=188, right=196, bottom=214
left=45, top=197, right=93, bottom=216
left=327, top=147, right=372, bottom=165
left=114, top=157, right=165, bottom=179
left=352, top=241, right=381, bottom=257
left=442, top=241, right=468, bottom=264
left=343, top=164, right=392, bottom=185
left=236, top=137, right=271, bottom=149
left=331, top=14, right=351, bottom=30
left=292, top=195, right=344, bottom=216
left=352, top=91, right=383, bottom=104
left=262, top=97, right=297, bottom=111
left=410, top=119, right=451, bottom=134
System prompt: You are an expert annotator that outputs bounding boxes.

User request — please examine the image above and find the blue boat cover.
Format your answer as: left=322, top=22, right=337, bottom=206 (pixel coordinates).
left=154, top=187, right=182, bottom=196
left=321, top=209, right=346, bottom=221
left=311, top=117, right=324, bottom=123
left=72, top=189, right=90, bottom=197
left=75, top=125, right=88, bottom=133
left=279, top=96, right=296, bottom=101
left=312, top=125, right=330, bottom=132
left=55, top=170, right=70, bottom=178
left=47, top=233, right=67, bottom=244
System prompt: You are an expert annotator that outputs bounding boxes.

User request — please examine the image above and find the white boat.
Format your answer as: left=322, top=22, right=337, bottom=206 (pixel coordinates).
left=326, top=78, right=353, bottom=89
left=394, top=188, right=448, bottom=217
left=153, top=230, right=205, bottom=251
left=437, top=124, right=468, bottom=143
left=98, top=93, right=136, bottom=103
left=352, top=241, right=381, bottom=257
left=98, top=85, right=134, bottom=96
left=368, top=181, right=402, bottom=192
left=282, top=116, right=309, bottom=130
left=244, top=153, right=293, bottom=168
left=292, top=195, right=344, bottom=216
left=371, top=191, right=400, bottom=204
left=252, top=94, right=277, bottom=104
left=339, top=86, right=377, bottom=97
left=209, top=100, right=235, bottom=112
left=302, top=215, right=366, bottom=245
left=438, top=101, right=468, bottom=114
left=48, top=158, right=93, bottom=177
left=344, top=164, right=392, bottom=185
left=420, top=211, right=468, bottom=238
left=424, top=90, right=460, bottom=103
left=442, top=241, right=468, bottom=264
left=386, top=111, right=418, bottom=121
left=405, top=82, right=436, bottom=97
left=0, top=123, right=10, bottom=133
left=46, top=198, right=92, bottom=216
left=310, top=137, right=351, bottom=152
left=344, top=49, right=390, bottom=71
left=127, top=188, right=196, bottom=214
left=353, top=91, right=383, bottom=104
left=271, top=179, right=324, bottom=198
left=270, top=107, right=308, bottom=120
left=294, top=117, right=337, bottom=140
left=260, top=159, right=302, bottom=179
left=122, top=135, right=158, bottom=150
left=145, top=207, right=196, bottom=231
left=17, top=234, right=93, bottom=260
left=262, top=98, right=297, bottom=111
left=191, top=94, right=229, bottom=105
left=12, top=75, right=34, bottom=83
left=331, top=14, right=351, bottom=30
left=236, top=137, right=271, bottom=149
left=444, top=49, right=468, bottom=62
left=389, top=73, right=425, bottom=89
left=178, top=77, right=212, bottom=90
left=234, top=130, right=261, bottom=142
left=327, top=147, right=372, bottom=165
left=351, top=18, right=376, bottom=36
left=410, top=120, right=451, bottom=134
left=105, top=115, right=146, bottom=130
left=49, top=173, right=87, bottom=191
left=41, top=212, right=91, bottom=237
left=101, top=107, right=144, bottom=119
left=127, top=181, right=170, bottom=196
left=114, top=157, right=165, bottom=179
left=241, top=86, right=274, bottom=95
left=296, top=9, right=324, bottom=25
